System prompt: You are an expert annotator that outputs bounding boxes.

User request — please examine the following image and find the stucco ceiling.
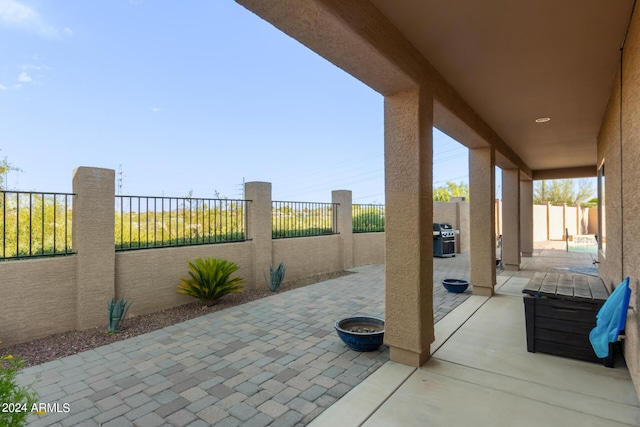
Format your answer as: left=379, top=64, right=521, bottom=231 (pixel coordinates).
left=370, top=0, right=635, bottom=174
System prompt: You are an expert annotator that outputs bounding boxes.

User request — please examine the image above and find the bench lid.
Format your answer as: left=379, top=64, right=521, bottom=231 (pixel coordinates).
left=522, top=272, right=609, bottom=301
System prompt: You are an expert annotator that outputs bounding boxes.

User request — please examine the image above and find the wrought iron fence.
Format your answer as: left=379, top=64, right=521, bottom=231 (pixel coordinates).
left=352, top=204, right=385, bottom=233
left=272, top=201, right=338, bottom=238
left=115, top=196, right=248, bottom=250
left=1, top=191, right=74, bottom=260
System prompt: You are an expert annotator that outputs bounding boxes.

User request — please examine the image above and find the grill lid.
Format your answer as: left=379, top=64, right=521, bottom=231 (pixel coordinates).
left=433, top=222, right=453, bottom=231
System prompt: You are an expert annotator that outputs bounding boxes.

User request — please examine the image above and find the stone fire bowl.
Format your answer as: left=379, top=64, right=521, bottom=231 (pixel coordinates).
left=334, top=316, right=385, bottom=352
left=442, top=278, right=470, bottom=293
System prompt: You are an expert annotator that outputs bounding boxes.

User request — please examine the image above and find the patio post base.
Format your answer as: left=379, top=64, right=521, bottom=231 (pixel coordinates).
left=389, top=345, right=431, bottom=367
left=473, top=286, right=495, bottom=297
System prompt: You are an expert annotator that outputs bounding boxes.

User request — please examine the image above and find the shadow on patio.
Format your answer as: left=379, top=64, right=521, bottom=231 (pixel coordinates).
left=311, top=243, right=640, bottom=427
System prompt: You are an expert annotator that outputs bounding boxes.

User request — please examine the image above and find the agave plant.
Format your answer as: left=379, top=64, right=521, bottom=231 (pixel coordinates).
left=108, top=297, right=131, bottom=333
left=265, top=262, right=286, bottom=292
left=177, top=258, right=244, bottom=306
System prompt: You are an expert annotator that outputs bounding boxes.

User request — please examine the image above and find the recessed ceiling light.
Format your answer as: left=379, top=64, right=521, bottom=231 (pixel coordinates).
left=535, top=117, right=551, bottom=123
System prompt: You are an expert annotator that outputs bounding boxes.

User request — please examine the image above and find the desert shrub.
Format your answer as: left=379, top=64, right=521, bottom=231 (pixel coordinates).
left=0, top=340, right=39, bottom=427
left=176, top=258, right=244, bottom=305
left=265, top=262, right=286, bottom=292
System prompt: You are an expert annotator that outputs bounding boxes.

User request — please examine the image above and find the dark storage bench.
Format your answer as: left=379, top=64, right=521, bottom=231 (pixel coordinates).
left=523, top=272, right=612, bottom=365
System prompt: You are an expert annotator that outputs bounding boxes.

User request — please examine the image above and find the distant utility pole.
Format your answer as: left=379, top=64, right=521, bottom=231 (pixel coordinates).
left=237, top=177, right=245, bottom=199
left=117, top=164, right=124, bottom=195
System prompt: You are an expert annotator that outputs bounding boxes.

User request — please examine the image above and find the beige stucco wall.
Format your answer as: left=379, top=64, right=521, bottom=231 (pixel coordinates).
left=273, top=235, right=342, bottom=282
left=433, top=201, right=456, bottom=224
left=597, top=2, right=640, bottom=397
left=565, top=206, right=577, bottom=237
left=457, top=201, right=470, bottom=253
left=0, top=257, right=77, bottom=346
left=115, top=242, right=254, bottom=317
left=588, top=207, right=599, bottom=234
left=548, top=205, right=565, bottom=240
left=353, top=232, right=385, bottom=265
left=533, top=204, right=548, bottom=242
left=532, top=203, right=592, bottom=242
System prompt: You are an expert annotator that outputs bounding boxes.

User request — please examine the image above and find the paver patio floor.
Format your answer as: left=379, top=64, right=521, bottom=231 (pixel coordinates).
left=19, top=260, right=471, bottom=426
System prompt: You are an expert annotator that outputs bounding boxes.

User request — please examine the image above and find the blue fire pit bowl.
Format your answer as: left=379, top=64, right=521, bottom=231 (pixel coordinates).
left=335, top=316, right=385, bottom=352
left=442, top=279, right=469, bottom=293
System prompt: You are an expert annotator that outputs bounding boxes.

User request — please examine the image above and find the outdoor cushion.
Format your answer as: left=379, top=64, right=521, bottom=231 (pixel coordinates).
left=589, top=277, right=631, bottom=358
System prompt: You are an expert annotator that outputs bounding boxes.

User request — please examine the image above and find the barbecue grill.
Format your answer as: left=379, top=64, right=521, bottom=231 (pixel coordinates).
left=433, top=222, right=458, bottom=258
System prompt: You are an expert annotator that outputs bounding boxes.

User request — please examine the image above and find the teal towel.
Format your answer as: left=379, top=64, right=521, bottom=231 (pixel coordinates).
left=589, top=277, right=631, bottom=358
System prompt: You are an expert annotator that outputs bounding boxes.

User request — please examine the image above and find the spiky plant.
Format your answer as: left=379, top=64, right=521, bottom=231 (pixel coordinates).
left=265, top=262, right=286, bottom=292
left=107, top=297, right=131, bottom=333
left=177, top=258, right=244, bottom=306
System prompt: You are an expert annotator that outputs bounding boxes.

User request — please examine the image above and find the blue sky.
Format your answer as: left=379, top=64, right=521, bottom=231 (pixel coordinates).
left=0, top=0, right=471, bottom=203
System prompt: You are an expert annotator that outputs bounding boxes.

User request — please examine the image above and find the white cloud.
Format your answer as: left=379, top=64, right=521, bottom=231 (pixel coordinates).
left=151, top=107, right=162, bottom=113
left=18, top=71, right=31, bottom=82
left=0, top=84, right=7, bottom=90
left=0, top=0, right=65, bottom=38
left=22, top=63, right=51, bottom=71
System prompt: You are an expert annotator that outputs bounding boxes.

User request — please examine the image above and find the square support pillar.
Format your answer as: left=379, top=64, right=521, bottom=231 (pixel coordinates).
left=520, top=179, right=534, bottom=257
left=502, top=168, right=521, bottom=270
left=384, top=87, right=434, bottom=367
left=245, top=182, right=273, bottom=290
left=469, top=147, right=496, bottom=296
left=73, top=167, right=116, bottom=330
left=332, top=190, right=353, bottom=270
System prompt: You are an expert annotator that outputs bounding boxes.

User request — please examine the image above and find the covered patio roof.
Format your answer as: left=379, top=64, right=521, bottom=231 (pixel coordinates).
left=236, top=0, right=635, bottom=178
left=234, top=0, right=640, bottom=401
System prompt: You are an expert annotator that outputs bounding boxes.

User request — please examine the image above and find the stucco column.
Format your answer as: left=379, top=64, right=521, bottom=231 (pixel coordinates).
left=332, top=190, right=353, bottom=269
left=384, top=87, right=434, bottom=367
left=73, top=167, right=116, bottom=330
left=469, top=147, right=496, bottom=296
left=502, top=168, right=521, bottom=270
left=245, top=182, right=273, bottom=290
left=520, top=179, right=534, bottom=257
left=451, top=197, right=466, bottom=254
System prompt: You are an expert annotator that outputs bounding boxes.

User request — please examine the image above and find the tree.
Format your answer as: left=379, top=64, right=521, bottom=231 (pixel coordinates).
left=433, top=181, right=469, bottom=202
left=0, top=154, right=21, bottom=190
left=533, top=179, right=595, bottom=206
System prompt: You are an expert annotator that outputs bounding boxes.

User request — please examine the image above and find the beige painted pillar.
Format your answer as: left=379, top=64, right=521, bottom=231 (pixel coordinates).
left=332, top=190, right=353, bottom=269
left=245, top=182, right=273, bottom=290
left=495, top=198, right=502, bottom=238
left=451, top=197, right=466, bottom=254
left=469, top=147, right=496, bottom=296
left=520, top=179, right=534, bottom=257
left=563, top=204, right=568, bottom=239
left=384, top=87, right=434, bottom=367
left=502, top=168, right=521, bottom=270
left=546, top=202, right=552, bottom=240
left=73, top=167, right=116, bottom=330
